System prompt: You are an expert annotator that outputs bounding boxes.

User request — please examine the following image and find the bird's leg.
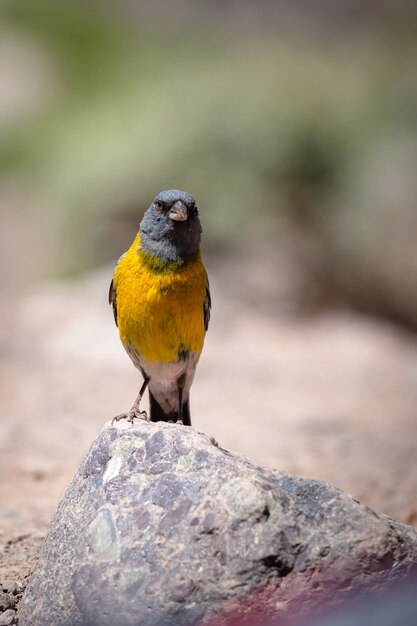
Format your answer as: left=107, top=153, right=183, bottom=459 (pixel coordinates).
left=112, top=376, right=150, bottom=425
left=176, top=374, right=186, bottom=425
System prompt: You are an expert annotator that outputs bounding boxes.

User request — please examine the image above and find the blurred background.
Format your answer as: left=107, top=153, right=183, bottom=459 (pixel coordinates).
left=1, top=0, right=417, bottom=583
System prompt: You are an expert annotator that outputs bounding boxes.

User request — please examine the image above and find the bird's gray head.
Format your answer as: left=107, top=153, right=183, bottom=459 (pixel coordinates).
left=140, top=189, right=202, bottom=263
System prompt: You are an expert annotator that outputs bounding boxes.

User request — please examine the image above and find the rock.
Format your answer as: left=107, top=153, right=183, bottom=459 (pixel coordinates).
left=0, top=589, right=17, bottom=626
left=0, top=592, right=14, bottom=612
left=19, top=422, right=417, bottom=626
left=0, top=609, right=16, bottom=626
left=0, top=582, right=23, bottom=626
left=0, top=584, right=17, bottom=597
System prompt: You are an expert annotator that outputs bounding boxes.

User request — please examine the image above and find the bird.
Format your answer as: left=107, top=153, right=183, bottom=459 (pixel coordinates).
left=109, top=189, right=210, bottom=427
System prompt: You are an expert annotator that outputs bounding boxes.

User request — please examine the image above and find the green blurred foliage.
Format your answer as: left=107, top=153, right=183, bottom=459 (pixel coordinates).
left=0, top=0, right=416, bottom=324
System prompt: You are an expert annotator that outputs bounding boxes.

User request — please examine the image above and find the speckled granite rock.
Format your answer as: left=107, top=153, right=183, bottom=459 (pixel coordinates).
left=19, top=422, right=417, bottom=626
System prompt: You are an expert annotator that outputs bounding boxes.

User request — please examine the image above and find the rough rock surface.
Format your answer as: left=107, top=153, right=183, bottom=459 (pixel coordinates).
left=20, top=422, right=417, bottom=626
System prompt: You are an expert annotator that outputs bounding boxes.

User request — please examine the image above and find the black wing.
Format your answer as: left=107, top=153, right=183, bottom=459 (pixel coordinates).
left=109, top=278, right=118, bottom=327
left=109, top=253, right=127, bottom=327
left=203, top=272, right=211, bottom=332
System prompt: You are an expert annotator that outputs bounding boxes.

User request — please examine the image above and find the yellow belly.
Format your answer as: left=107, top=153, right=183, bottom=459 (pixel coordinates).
left=113, top=233, right=207, bottom=363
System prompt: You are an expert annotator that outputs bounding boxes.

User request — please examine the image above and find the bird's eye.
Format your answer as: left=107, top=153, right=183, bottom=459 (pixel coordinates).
left=154, top=202, right=163, bottom=211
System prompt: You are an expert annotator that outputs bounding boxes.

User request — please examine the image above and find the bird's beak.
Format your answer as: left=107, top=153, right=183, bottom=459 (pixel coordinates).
left=168, top=201, right=188, bottom=222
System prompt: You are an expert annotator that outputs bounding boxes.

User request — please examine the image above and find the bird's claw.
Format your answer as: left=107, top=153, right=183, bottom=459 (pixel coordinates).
left=112, top=409, right=149, bottom=426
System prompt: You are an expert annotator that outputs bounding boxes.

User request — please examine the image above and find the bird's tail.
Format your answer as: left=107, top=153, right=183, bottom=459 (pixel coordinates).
left=149, top=391, right=191, bottom=426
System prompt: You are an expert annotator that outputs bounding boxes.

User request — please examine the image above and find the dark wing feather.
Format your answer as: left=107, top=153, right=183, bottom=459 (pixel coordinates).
left=109, top=253, right=127, bottom=327
left=109, top=278, right=118, bottom=327
left=203, top=272, right=211, bottom=332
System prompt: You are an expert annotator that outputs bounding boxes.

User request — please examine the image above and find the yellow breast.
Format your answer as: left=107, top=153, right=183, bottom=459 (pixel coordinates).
left=113, top=233, right=207, bottom=363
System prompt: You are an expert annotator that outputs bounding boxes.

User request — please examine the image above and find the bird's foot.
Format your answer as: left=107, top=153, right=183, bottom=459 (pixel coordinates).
left=112, top=409, right=149, bottom=426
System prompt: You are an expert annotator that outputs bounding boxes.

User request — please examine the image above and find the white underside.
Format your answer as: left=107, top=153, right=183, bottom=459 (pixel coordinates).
left=125, top=344, right=200, bottom=413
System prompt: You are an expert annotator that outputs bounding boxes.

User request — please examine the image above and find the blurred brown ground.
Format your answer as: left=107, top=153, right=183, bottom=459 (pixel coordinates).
left=1, top=267, right=417, bottom=582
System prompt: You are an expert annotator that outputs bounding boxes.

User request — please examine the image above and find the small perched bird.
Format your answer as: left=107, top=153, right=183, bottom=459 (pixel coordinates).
left=109, top=189, right=210, bottom=426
